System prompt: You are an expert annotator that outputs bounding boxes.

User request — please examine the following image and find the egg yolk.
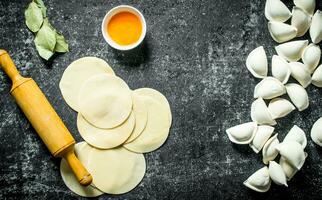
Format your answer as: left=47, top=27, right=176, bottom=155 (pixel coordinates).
left=107, top=12, right=142, bottom=46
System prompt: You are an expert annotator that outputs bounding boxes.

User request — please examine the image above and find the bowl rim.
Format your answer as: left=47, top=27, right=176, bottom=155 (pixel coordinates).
left=101, top=5, right=147, bottom=51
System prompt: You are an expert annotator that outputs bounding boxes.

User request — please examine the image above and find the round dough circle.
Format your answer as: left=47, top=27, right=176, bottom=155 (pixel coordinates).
left=77, top=111, right=135, bottom=149
left=78, top=74, right=133, bottom=129
left=60, top=142, right=103, bottom=197
left=87, top=147, right=146, bottom=194
left=59, top=57, right=115, bottom=111
left=135, top=88, right=172, bottom=125
left=124, top=96, right=170, bottom=153
left=125, top=93, right=148, bottom=143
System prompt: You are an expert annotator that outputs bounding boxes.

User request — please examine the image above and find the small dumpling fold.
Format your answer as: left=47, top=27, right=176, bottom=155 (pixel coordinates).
left=246, top=46, right=268, bottom=78
left=268, top=98, right=295, bottom=119
left=279, top=156, right=298, bottom=181
left=271, top=55, right=291, bottom=84
left=312, top=64, right=322, bottom=87
left=268, top=161, right=288, bottom=187
left=251, top=98, right=276, bottom=125
left=275, top=40, right=309, bottom=62
left=262, top=134, right=279, bottom=164
left=284, top=125, right=307, bottom=149
left=268, top=22, right=297, bottom=43
left=249, top=125, right=274, bottom=153
left=254, top=77, right=286, bottom=99
left=294, top=0, right=315, bottom=15
left=289, top=62, right=311, bottom=88
left=311, top=117, right=322, bottom=147
left=275, top=141, right=307, bottom=170
left=226, top=122, right=257, bottom=144
left=291, top=7, right=312, bottom=37
left=285, top=83, right=309, bottom=111
left=243, top=167, right=271, bottom=193
left=310, top=10, right=322, bottom=44
left=302, top=44, right=321, bottom=73
left=265, top=0, right=291, bottom=22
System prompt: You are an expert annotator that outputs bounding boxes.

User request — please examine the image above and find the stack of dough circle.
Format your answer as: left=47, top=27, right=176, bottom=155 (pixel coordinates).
left=59, top=56, right=172, bottom=196
left=78, top=74, right=133, bottom=129
left=59, top=57, right=115, bottom=111
left=60, top=142, right=103, bottom=197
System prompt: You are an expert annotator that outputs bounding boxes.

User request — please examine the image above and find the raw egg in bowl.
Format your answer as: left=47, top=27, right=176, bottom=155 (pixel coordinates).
left=102, top=5, right=146, bottom=51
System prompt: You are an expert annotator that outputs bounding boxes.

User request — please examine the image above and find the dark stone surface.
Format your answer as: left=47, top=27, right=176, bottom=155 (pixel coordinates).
left=1, top=0, right=322, bottom=199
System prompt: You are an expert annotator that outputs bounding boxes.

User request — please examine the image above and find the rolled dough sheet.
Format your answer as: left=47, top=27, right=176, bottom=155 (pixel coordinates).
left=87, top=147, right=146, bottom=194
left=60, top=142, right=103, bottom=197
left=135, top=88, right=172, bottom=125
left=78, top=74, right=133, bottom=129
left=125, top=93, right=148, bottom=143
left=124, top=96, right=170, bottom=153
left=59, top=57, right=115, bottom=111
left=77, top=111, right=135, bottom=149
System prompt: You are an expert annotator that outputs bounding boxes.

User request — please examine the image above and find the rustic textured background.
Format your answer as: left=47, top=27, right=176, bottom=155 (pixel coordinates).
left=1, top=0, right=322, bottom=199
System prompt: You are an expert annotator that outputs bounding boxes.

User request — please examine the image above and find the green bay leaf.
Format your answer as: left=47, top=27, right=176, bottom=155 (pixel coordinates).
left=54, top=33, right=69, bottom=52
left=34, top=0, right=47, bottom=17
left=24, top=2, right=43, bottom=32
left=34, top=19, right=56, bottom=60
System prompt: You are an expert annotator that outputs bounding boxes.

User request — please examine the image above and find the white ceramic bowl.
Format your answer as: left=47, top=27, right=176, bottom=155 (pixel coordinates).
left=101, top=5, right=147, bottom=51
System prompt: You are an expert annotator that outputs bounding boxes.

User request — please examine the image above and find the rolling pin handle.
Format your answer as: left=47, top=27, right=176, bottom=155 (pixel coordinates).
left=0, top=49, right=22, bottom=82
left=64, top=148, right=93, bottom=186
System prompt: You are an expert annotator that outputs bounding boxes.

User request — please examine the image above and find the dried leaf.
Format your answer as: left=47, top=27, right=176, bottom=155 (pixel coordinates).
left=34, top=0, right=47, bottom=17
left=54, top=33, right=69, bottom=52
left=24, top=2, right=43, bottom=32
left=34, top=19, right=56, bottom=60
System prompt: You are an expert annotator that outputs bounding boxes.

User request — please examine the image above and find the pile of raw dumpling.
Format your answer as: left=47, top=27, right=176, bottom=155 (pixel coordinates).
left=58, top=57, right=172, bottom=197
left=226, top=0, right=322, bottom=193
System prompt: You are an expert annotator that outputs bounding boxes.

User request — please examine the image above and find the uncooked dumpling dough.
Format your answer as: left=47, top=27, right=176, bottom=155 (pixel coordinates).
left=124, top=96, right=171, bottom=153
left=59, top=57, right=115, bottom=111
left=78, top=74, right=133, bottom=129
left=135, top=88, right=172, bottom=125
left=86, top=147, right=146, bottom=194
left=77, top=112, right=135, bottom=149
left=125, top=93, right=148, bottom=143
left=60, top=142, right=103, bottom=197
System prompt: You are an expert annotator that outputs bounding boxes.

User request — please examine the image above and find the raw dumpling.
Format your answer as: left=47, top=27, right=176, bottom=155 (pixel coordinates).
left=246, top=46, right=268, bottom=78
left=77, top=112, right=135, bottom=149
left=271, top=55, right=291, bottom=84
left=289, top=62, right=311, bottom=88
left=124, top=96, right=171, bottom=153
left=310, top=10, right=322, bottom=44
left=60, top=142, right=103, bottom=197
left=284, top=125, right=307, bottom=148
left=86, top=146, right=146, bottom=194
left=311, top=117, right=322, bottom=147
left=59, top=57, right=115, bottom=111
left=268, top=22, right=297, bottom=43
left=312, top=64, right=322, bottom=87
left=279, top=156, right=298, bottom=181
left=275, top=141, right=306, bottom=170
left=265, top=0, right=291, bottom=22
left=251, top=98, right=276, bottom=125
left=226, top=122, right=257, bottom=144
left=243, top=167, right=271, bottom=193
left=268, top=161, right=288, bottom=187
left=254, top=77, right=286, bottom=99
left=302, top=44, right=321, bottom=73
left=262, top=134, right=279, bottom=164
left=291, top=7, right=312, bottom=37
left=268, top=98, right=295, bottom=119
left=294, top=0, right=315, bottom=15
left=249, top=125, right=274, bottom=153
left=78, top=74, right=133, bottom=129
left=275, top=40, right=309, bottom=62
left=285, top=83, right=309, bottom=111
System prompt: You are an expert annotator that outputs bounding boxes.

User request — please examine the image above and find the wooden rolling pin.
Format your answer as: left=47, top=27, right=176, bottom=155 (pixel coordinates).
left=0, top=50, right=92, bottom=186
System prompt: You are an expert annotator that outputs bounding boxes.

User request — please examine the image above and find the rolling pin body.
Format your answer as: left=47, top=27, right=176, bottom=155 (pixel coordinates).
left=0, top=50, right=92, bottom=186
